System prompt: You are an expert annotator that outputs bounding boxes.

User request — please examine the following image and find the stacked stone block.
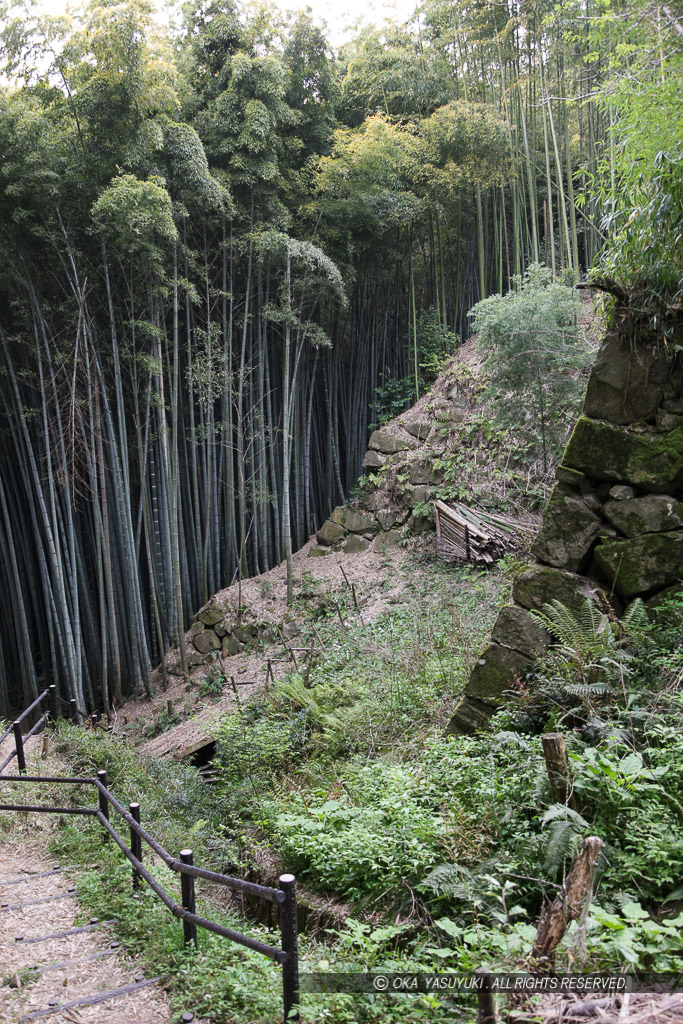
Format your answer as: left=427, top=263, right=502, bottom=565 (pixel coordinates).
left=448, top=309, right=683, bottom=734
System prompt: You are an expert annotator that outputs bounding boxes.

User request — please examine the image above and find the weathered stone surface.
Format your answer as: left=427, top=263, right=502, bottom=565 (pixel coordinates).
left=464, top=642, right=533, bottom=705
left=403, top=484, right=431, bottom=507
left=603, top=494, right=683, bottom=537
left=531, top=491, right=602, bottom=572
left=372, top=530, right=402, bottom=552
left=409, top=461, right=441, bottom=485
left=408, top=510, right=433, bottom=533
left=187, top=652, right=209, bottom=667
left=646, top=584, right=683, bottom=610
left=375, top=509, right=400, bottom=530
left=316, top=520, right=345, bottom=546
left=594, top=531, right=683, bottom=598
left=194, top=629, right=220, bottom=654
left=196, top=605, right=224, bottom=627
left=555, top=465, right=586, bottom=487
left=582, top=493, right=603, bottom=514
left=491, top=605, right=552, bottom=660
left=563, top=417, right=683, bottom=494
left=222, top=635, right=244, bottom=655
left=330, top=506, right=378, bottom=533
left=368, top=430, right=414, bottom=454
left=583, top=328, right=671, bottom=424
left=214, top=624, right=228, bottom=638
left=447, top=696, right=497, bottom=735
left=656, top=409, right=683, bottom=432
left=307, top=545, right=330, bottom=557
left=190, top=621, right=204, bottom=638
left=609, top=485, right=637, bottom=501
left=512, top=565, right=603, bottom=616
left=362, top=449, right=384, bottom=470
left=403, top=420, right=432, bottom=440
left=344, top=534, right=371, bottom=554
left=233, top=624, right=257, bottom=643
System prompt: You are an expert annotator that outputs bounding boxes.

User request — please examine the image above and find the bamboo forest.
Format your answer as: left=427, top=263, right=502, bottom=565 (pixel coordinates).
left=0, top=0, right=680, bottom=721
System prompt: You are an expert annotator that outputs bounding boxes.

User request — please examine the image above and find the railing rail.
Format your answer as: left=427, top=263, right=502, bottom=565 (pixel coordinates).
left=0, top=694, right=299, bottom=1021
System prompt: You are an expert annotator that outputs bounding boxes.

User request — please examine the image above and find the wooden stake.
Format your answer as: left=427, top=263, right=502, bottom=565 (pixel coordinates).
left=542, top=733, right=578, bottom=810
left=531, top=836, right=604, bottom=966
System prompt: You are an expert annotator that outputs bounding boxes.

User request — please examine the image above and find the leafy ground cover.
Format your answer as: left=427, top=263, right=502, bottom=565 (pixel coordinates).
left=29, top=560, right=683, bottom=1022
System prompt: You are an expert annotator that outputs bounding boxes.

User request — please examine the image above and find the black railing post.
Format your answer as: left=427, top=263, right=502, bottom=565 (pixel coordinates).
left=130, top=802, right=142, bottom=890
left=48, top=685, right=58, bottom=725
left=279, top=873, right=299, bottom=1022
left=70, top=700, right=79, bottom=725
left=180, top=849, right=197, bottom=947
left=97, top=769, right=109, bottom=839
left=13, top=722, right=26, bottom=774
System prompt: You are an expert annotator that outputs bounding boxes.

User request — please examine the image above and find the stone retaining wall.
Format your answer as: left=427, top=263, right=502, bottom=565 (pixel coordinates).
left=448, top=306, right=683, bottom=734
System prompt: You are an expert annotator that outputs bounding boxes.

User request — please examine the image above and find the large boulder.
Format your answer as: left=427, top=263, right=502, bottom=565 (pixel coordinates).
left=194, top=629, right=220, bottom=654
left=368, top=430, right=414, bottom=455
left=531, top=490, right=602, bottom=572
left=316, top=520, right=345, bottom=546
left=409, top=461, right=441, bottom=485
left=583, top=327, right=671, bottom=424
left=196, top=604, right=224, bottom=627
left=403, top=421, right=431, bottom=440
left=491, top=605, right=552, bottom=660
left=594, top=530, right=683, bottom=598
left=447, top=696, right=497, bottom=735
left=330, top=506, right=378, bottom=533
left=362, top=449, right=384, bottom=470
left=464, top=642, right=533, bottom=706
left=512, top=565, right=604, bottom=616
left=603, top=494, right=683, bottom=537
left=372, top=530, right=402, bottom=552
left=344, top=534, right=371, bottom=554
left=563, top=417, right=683, bottom=494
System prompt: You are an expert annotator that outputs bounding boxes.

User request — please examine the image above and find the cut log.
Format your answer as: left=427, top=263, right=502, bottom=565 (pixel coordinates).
left=542, top=733, right=579, bottom=811
left=434, top=500, right=536, bottom=567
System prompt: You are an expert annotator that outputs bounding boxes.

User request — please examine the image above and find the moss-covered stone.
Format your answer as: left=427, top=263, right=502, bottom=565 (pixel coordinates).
left=512, top=565, right=604, bottom=615
left=372, top=530, right=402, bottom=552
left=368, top=430, right=414, bottom=454
left=656, top=409, right=683, bottom=432
left=594, top=530, right=683, bottom=597
left=563, top=416, right=683, bottom=494
left=190, top=621, right=204, bottom=638
left=403, top=420, right=431, bottom=440
left=603, top=494, right=683, bottom=537
left=555, top=465, right=586, bottom=487
left=409, top=461, right=441, bottom=485
left=491, top=604, right=552, bottom=659
left=222, top=635, right=244, bottom=655
left=403, top=484, right=432, bottom=507
left=196, top=604, right=223, bottom=627
left=645, top=584, right=683, bottom=612
left=344, top=534, right=371, bottom=554
left=316, top=520, right=346, bottom=546
left=362, top=449, right=384, bottom=470
left=464, top=642, right=533, bottom=705
left=583, top=328, right=671, bottom=424
left=531, top=490, right=602, bottom=572
left=446, top=696, right=496, bottom=735
left=330, top=506, right=378, bottom=533
left=375, top=509, right=400, bottom=530
left=307, top=545, right=330, bottom=557
left=194, top=629, right=220, bottom=654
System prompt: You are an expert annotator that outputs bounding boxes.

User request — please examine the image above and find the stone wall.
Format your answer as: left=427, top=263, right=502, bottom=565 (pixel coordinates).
left=448, top=307, right=683, bottom=734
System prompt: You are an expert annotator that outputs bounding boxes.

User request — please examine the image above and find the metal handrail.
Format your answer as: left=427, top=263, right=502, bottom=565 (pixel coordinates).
left=0, top=705, right=300, bottom=1022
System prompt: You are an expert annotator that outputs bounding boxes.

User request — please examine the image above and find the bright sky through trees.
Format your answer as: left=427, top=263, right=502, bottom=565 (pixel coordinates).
left=32, top=0, right=420, bottom=45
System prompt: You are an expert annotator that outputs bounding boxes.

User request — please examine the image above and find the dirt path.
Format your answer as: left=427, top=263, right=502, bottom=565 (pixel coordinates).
left=0, top=740, right=172, bottom=1024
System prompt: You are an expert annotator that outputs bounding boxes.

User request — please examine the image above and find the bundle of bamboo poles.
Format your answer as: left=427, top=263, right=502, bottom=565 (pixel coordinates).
left=434, top=500, right=534, bottom=566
